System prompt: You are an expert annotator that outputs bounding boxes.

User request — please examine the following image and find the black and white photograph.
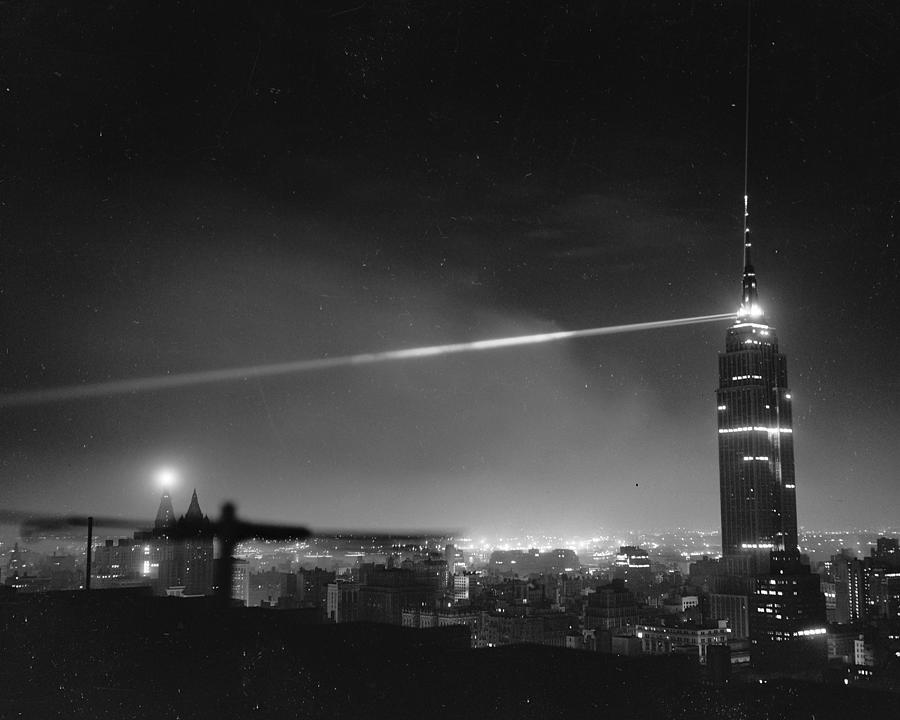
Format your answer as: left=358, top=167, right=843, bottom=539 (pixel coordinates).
left=1, top=1, right=898, bottom=717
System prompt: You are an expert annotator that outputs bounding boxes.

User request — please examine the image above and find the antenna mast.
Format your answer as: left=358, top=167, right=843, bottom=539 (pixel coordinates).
left=742, top=0, right=752, bottom=268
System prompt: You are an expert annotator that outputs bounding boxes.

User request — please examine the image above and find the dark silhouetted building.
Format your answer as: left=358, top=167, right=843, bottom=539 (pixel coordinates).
left=93, top=539, right=144, bottom=587
left=357, top=564, right=437, bottom=625
left=180, top=490, right=214, bottom=596
left=708, top=592, right=750, bottom=640
left=479, top=609, right=578, bottom=649
left=154, top=490, right=176, bottom=532
left=706, top=643, right=732, bottom=683
left=488, top=548, right=580, bottom=575
left=143, top=489, right=215, bottom=596
left=297, top=567, right=335, bottom=611
left=613, top=546, right=653, bottom=589
left=584, top=579, right=640, bottom=631
left=46, top=553, right=78, bottom=590
left=326, top=579, right=359, bottom=622
left=751, top=551, right=827, bottom=676
left=249, top=567, right=298, bottom=608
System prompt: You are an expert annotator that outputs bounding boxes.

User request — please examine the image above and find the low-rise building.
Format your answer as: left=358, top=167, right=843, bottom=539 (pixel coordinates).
left=584, top=579, right=640, bottom=630
left=635, top=620, right=730, bottom=663
left=708, top=592, right=750, bottom=640
left=358, top=565, right=437, bottom=625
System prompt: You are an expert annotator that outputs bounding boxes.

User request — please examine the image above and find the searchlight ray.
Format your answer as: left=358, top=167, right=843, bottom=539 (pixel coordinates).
left=0, top=312, right=735, bottom=408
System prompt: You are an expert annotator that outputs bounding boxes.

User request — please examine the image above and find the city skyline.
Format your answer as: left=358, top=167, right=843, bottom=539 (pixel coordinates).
left=5, top=5, right=900, bottom=715
left=2, top=3, right=898, bottom=536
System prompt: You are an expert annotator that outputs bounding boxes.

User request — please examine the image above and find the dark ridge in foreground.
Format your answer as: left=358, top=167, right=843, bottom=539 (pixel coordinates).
left=0, top=590, right=895, bottom=719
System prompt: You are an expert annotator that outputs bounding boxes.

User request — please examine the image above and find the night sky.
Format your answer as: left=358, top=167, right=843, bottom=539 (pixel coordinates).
left=2, top=2, right=898, bottom=536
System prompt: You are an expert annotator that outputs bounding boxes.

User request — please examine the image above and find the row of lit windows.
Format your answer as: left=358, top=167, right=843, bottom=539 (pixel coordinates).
left=767, top=629, right=824, bottom=641
left=719, top=427, right=792, bottom=434
left=734, top=322, right=770, bottom=334
left=796, top=627, right=827, bottom=637
left=720, top=357, right=770, bottom=384
left=716, top=386, right=787, bottom=423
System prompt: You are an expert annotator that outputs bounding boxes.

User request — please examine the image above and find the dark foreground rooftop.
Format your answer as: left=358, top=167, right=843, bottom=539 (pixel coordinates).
left=1, top=590, right=895, bottom=719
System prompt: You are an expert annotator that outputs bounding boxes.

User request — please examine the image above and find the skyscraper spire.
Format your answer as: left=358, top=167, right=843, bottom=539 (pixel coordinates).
left=185, top=488, right=203, bottom=521
left=154, top=490, right=175, bottom=532
left=717, top=0, right=798, bottom=560
left=737, top=0, right=762, bottom=320
left=739, top=212, right=761, bottom=319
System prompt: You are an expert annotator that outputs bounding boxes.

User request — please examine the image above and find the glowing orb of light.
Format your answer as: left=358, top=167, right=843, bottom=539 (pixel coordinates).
left=156, top=467, right=179, bottom=490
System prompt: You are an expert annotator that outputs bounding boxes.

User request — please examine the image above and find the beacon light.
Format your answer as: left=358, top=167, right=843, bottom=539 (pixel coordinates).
left=156, top=467, right=178, bottom=490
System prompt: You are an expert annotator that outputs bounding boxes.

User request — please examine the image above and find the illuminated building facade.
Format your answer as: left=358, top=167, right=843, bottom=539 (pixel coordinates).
left=92, top=539, right=144, bottom=585
left=231, top=558, right=250, bottom=606
left=453, top=573, right=470, bottom=603
left=154, top=490, right=176, bottom=532
left=613, top=545, right=652, bottom=589
left=750, top=552, right=827, bottom=675
left=830, top=550, right=865, bottom=623
left=326, top=580, right=360, bottom=622
left=717, top=240, right=798, bottom=557
left=751, top=553, right=825, bottom=642
left=634, top=621, right=730, bottom=663
left=614, top=546, right=650, bottom=570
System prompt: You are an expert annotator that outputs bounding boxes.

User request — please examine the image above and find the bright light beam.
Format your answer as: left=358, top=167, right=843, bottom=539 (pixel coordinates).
left=156, top=467, right=178, bottom=490
left=0, top=313, right=735, bottom=408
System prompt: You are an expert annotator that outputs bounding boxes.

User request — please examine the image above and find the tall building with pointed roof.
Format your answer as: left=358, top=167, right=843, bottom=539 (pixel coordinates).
left=716, top=235, right=798, bottom=559
left=147, top=489, right=214, bottom=596
left=154, top=491, right=176, bottom=533
left=185, top=488, right=204, bottom=522
left=179, top=489, right=214, bottom=596
left=712, top=21, right=824, bottom=673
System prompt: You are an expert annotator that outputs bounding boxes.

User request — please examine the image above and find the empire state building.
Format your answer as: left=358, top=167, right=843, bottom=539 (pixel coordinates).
left=717, top=238, right=798, bottom=557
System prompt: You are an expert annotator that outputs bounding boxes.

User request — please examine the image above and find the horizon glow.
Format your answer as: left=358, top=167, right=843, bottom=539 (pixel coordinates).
left=0, top=312, right=735, bottom=408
